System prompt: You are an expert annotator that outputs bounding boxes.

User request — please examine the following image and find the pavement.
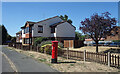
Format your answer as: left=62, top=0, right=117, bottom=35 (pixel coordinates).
left=1, top=45, right=57, bottom=72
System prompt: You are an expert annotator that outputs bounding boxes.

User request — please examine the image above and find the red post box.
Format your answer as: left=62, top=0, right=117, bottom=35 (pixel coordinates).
left=51, top=41, right=58, bottom=63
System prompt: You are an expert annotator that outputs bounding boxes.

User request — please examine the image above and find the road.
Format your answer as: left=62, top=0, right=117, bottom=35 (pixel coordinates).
left=2, top=45, right=57, bottom=72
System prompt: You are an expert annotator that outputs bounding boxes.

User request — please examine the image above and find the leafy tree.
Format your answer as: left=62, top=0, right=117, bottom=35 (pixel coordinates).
left=59, top=15, right=72, bottom=24
left=0, top=25, right=12, bottom=44
left=11, top=37, right=16, bottom=43
left=1, top=25, right=8, bottom=44
left=0, top=25, right=2, bottom=45
left=75, top=31, right=85, bottom=40
left=80, top=12, right=117, bottom=53
left=7, top=35, right=12, bottom=41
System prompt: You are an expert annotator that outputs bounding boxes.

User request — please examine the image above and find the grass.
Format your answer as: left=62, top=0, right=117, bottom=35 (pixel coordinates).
left=47, top=63, right=52, bottom=66
left=97, top=68, right=103, bottom=70
left=30, top=54, right=34, bottom=57
left=38, top=58, right=47, bottom=62
left=70, top=64, right=74, bottom=66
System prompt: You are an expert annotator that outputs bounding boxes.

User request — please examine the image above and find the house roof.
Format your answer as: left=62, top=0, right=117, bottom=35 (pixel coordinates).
left=50, top=21, right=65, bottom=27
left=21, top=21, right=36, bottom=29
left=85, top=38, right=105, bottom=41
left=36, top=16, right=59, bottom=23
left=21, top=16, right=59, bottom=29
left=50, top=21, right=76, bottom=29
left=21, top=16, right=76, bottom=29
left=16, top=31, right=22, bottom=34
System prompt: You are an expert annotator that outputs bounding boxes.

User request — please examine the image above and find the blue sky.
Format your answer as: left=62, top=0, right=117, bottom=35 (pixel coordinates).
left=2, top=2, right=118, bottom=36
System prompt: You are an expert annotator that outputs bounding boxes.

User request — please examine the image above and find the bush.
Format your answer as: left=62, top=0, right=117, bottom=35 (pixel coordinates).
left=40, top=43, right=63, bottom=55
left=44, top=45, right=52, bottom=55
left=39, top=40, right=52, bottom=47
left=113, top=40, right=120, bottom=42
left=39, top=47, right=44, bottom=53
left=33, top=37, right=49, bottom=46
left=39, top=40, right=63, bottom=48
left=58, top=42, right=64, bottom=48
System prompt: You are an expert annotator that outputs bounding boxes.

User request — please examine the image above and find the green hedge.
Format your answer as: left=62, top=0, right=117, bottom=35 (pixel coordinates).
left=113, top=40, right=120, bottom=42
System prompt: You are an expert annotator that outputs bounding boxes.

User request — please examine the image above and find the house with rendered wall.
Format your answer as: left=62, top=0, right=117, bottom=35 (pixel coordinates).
left=16, top=31, right=22, bottom=43
left=19, top=16, right=76, bottom=46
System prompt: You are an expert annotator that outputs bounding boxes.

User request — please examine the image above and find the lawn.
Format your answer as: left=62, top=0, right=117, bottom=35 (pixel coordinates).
left=67, top=46, right=120, bottom=52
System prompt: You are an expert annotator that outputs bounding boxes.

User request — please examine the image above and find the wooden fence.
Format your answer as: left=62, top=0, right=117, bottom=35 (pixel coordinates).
left=64, top=40, right=84, bottom=48
left=8, top=43, right=120, bottom=68
left=60, top=49, right=120, bottom=68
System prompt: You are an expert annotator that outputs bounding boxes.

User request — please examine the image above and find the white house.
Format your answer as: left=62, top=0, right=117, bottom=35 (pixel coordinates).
left=20, top=16, right=76, bottom=45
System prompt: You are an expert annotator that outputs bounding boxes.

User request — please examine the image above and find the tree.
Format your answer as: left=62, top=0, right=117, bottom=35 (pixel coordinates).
left=1, top=25, right=8, bottom=44
left=7, top=35, right=12, bottom=41
left=11, top=37, right=16, bottom=43
left=0, top=25, right=12, bottom=44
left=75, top=31, right=85, bottom=40
left=0, top=25, right=2, bottom=45
left=59, top=15, right=72, bottom=24
left=80, top=12, right=117, bottom=53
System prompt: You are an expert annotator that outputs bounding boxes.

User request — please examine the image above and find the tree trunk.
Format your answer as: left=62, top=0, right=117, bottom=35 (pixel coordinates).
left=96, top=41, right=98, bottom=53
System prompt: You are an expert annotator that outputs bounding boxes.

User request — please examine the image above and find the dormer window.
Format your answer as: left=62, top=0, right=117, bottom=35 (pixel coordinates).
left=38, top=25, right=43, bottom=33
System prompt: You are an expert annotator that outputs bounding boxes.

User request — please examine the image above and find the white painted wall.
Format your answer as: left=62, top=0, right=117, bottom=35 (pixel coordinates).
left=51, top=33, right=56, bottom=37
left=56, top=22, right=75, bottom=37
left=20, top=39, right=22, bottom=43
left=22, top=29, right=25, bottom=38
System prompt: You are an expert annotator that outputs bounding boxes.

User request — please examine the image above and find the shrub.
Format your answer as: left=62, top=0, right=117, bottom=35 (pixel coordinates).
left=39, top=40, right=52, bottom=47
left=39, top=40, right=63, bottom=48
left=38, top=40, right=64, bottom=55
left=40, top=44, right=63, bottom=56
left=44, top=45, right=52, bottom=55
left=33, top=37, right=49, bottom=46
left=113, top=40, right=120, bottom=42
left=58, top=42, right=64, bottom=48
left=39, top=47, right=44, bottom=53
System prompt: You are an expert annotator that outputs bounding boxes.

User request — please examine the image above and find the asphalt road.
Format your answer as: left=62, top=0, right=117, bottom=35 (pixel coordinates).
left=2, top=55, right=14, bottom=72
left=2, top=46, right=57, bottom=72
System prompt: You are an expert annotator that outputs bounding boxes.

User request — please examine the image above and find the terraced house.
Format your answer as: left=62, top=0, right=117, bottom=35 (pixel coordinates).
left=16, top=31, right=22, bottom=43
left=17, top=16, right=76, bottom=45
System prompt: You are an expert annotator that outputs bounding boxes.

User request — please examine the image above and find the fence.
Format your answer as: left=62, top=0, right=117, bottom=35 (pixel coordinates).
left=60, top=49, right=120, bottom=68
left=64, top=40, right=84, bottom=48
left=8, top=43, right=120, bottom=68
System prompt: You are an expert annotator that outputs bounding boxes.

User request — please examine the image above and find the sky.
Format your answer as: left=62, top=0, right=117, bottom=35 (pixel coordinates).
left=2, top=2, right=118, bottom=36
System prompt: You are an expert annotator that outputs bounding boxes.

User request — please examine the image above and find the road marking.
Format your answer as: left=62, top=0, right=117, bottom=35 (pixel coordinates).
left=0, top=51, right=18, bottom=72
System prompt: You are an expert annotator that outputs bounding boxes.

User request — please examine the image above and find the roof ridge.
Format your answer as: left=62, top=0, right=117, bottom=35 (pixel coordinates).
left=37, top=16, right=59, bottom=23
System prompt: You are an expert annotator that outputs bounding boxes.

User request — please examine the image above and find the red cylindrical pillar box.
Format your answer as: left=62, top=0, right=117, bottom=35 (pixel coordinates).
left=51, top=41, right=58, bottom=63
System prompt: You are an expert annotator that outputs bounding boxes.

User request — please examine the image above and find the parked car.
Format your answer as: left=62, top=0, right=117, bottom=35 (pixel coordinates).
left=109, top=42, right=120, bottom=47
left=98, top=42, right=104, bottom=46
left=92, top=43, right=96, bottom=46
left=104, top=42, right=112, bottom=46
left=92, top=42, right=104, bottom=46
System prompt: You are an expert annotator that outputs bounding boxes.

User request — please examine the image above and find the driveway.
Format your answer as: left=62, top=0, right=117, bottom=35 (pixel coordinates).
left=2, top=45, right=57, bottom=72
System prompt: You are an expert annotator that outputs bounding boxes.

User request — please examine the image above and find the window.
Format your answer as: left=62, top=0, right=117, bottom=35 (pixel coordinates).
left=24, top=38, right=32, bottom=44
left=51, top=27, right=55, bottom=33
left=24, top=29, right=25, bottom=34
left=26, top=27, right=29, bottom=33
left=38, top=25, right=43, bottom=33
left=29, top=27, right=32, bottom=33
